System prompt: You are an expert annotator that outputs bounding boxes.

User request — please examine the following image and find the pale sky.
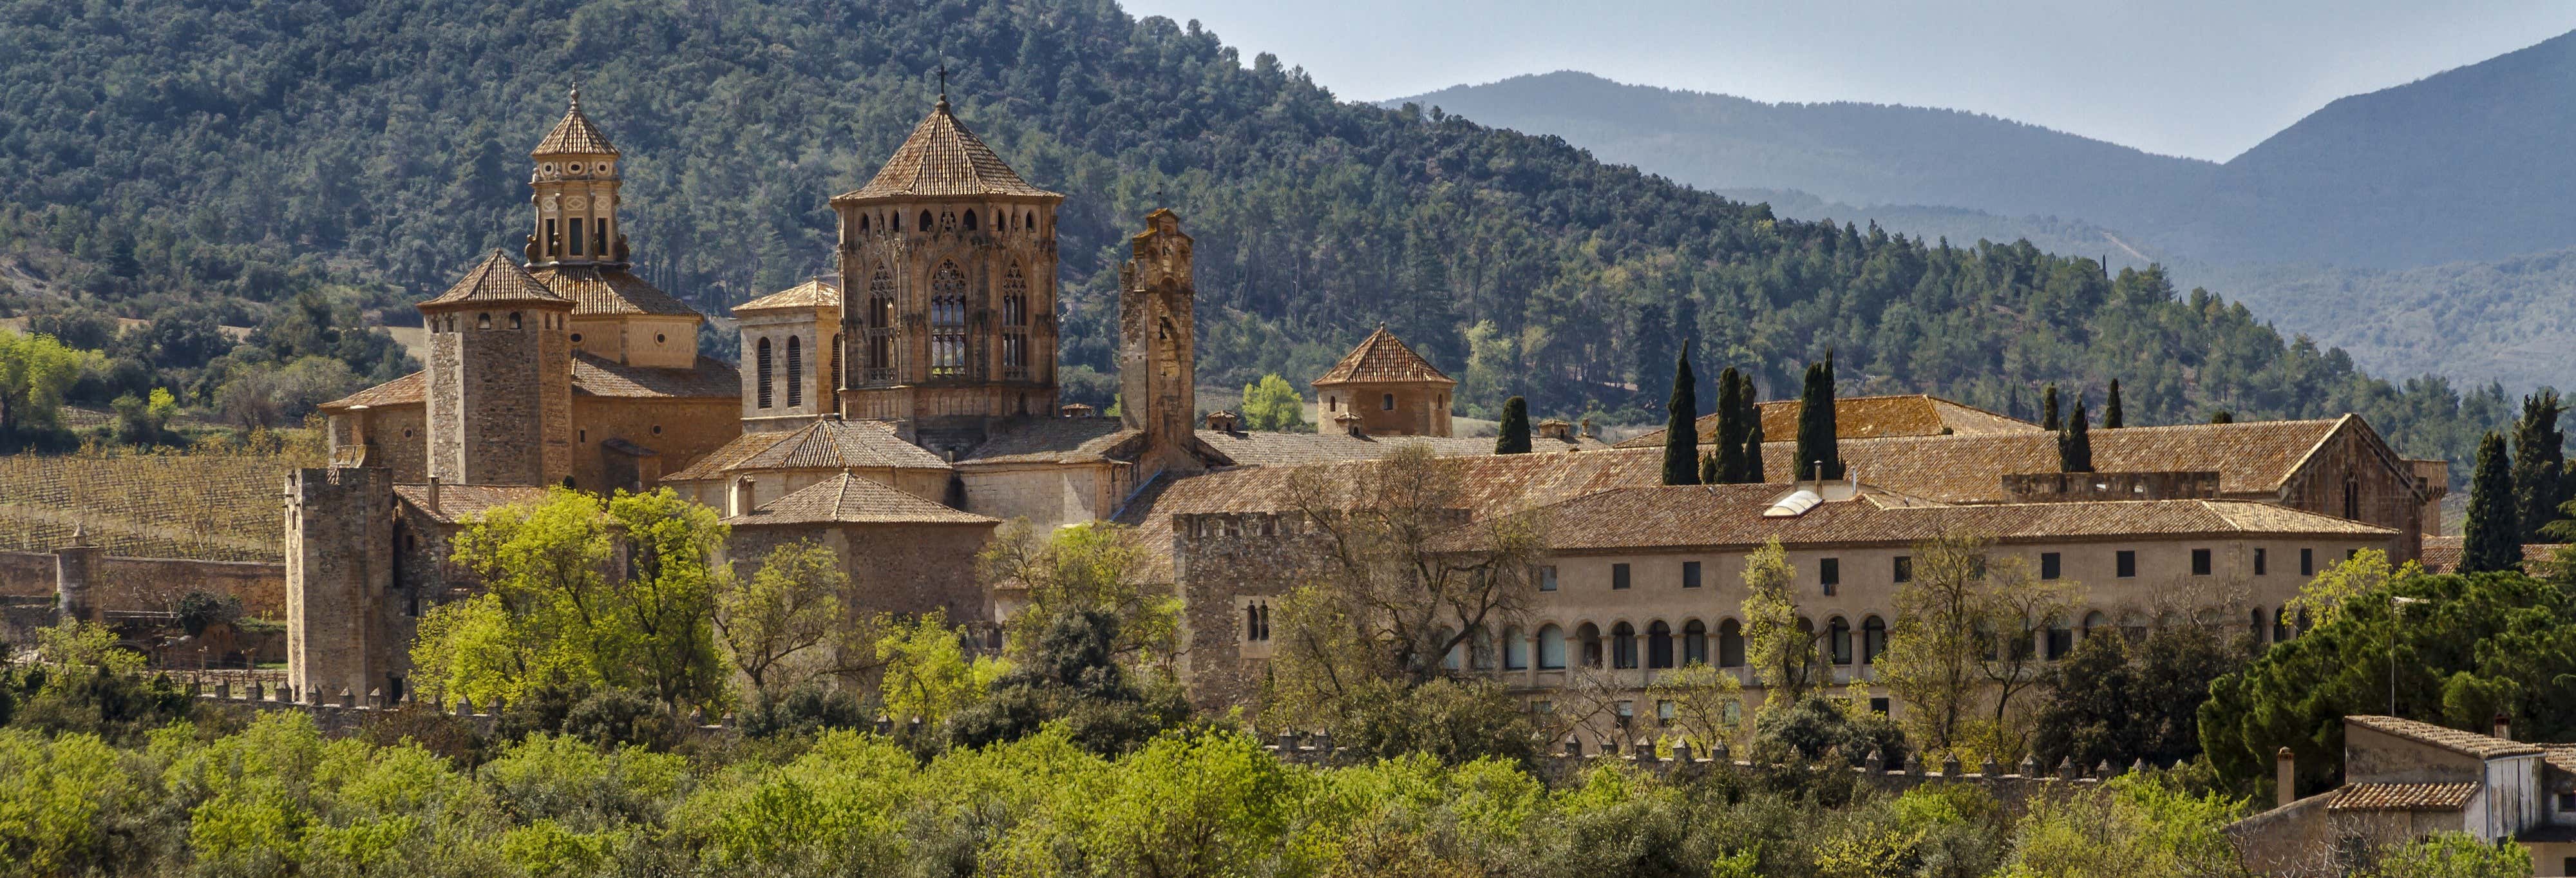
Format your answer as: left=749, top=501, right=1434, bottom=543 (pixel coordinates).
left=1117, top=0, right=2576, bottom=162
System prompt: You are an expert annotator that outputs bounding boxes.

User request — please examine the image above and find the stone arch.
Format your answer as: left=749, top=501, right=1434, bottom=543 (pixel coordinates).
left=786, top=336, right=803, bottom=408
left=755, top=337, right=774, bottom=409
left=1647, top=620, right=1674, bottom=669
left=1537, top=624, right=1566, bottom=669
left=1576, top=622, right=1603, bottom=669
left=1717, top=618, right=1745, bottom=667
left=1611, top=621, right=1638, bottom=669
left=1682, top=619, right=1709, bottom=665
left=1861, top=615, right=1887, bottom=665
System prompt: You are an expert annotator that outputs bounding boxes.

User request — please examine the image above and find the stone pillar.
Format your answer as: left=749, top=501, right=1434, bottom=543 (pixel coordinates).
left=2275, top=747, right=2296, bottom=808
left=53, top=531, right=104, bottom=624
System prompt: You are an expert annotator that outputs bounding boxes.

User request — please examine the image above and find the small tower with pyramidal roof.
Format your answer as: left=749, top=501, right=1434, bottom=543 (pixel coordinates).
left=419, top=251, right=576, bottom=485
left=524, top=88, right=706, bottom=370
left=831, top=71, right=1066, bottom=456
left=1313, top=324, right=1458, bottom=437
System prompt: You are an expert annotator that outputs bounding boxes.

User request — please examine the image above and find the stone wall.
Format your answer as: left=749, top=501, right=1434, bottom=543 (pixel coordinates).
left=0, top=550, right=287, bottom=618
left=2278, top=426, right=2432, bottom=562
left=726, top=520, right=1000, bottom=624
left=1170, top=511, right=1337, bottom=711
left=569, top=396, right=740, bottom=493
left=959, top=461, right=1122, bottom=531
left=286, top=467, right=395, bottom=704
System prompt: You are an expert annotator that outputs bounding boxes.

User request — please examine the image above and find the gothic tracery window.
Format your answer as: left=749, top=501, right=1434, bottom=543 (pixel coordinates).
left=930, top=261, right=967, bottom=378
left=866, top=264, right=895, bottom=381
left=1001, top=263, right=1030, bottom=378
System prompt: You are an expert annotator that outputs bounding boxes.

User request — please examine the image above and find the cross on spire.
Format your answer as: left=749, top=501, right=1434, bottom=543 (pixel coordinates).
left=936, top=64, right=949, bottom=110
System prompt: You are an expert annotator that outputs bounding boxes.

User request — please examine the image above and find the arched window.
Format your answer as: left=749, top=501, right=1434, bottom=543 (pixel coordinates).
left=1001, top=263, right=1030, bottom=377
left=509, top=312, right=522, bottom=330
left=918, top=210, right=934, bottom=231
left=1647, top=620, right=1674, bottom=669
left=2081, top=611, right=2109, bottom=638
left=1472, top=629, right=1497, bottom=671
left=1829, top=616, right=1853, bottom=665
left=963, top=209, right=978, bottom=231
left=1718, top=620, right=1745, bottom=667
left=786, top=336, right=803, bottom=408
left=1611, top=622, right=1638, bottom=669
left=755, top=338, right=773, bottom=408
left=1577, top=623, right=1602, bottom=669
left=2273, top=607, right=2291, bottom=642
left=2045, top=615, right=2074, bottom=659
left=1682, top=620, right=1708, bottom=665
left=477, top=312, right=491, bottom=330
left=1537, top=625, right=1566, bottom=669
left=866, top=264, right=896, bottom=379
left=2251, top=607, right=2268, bottom=644
left=1437, top=627, right=1462, bottom=671
left=1504, top=627, right=1530, bottom=670
left=890, top=212, right=900, bottom=232
left=1861, top=616, right=1888, bottom=665
left=1244, top=603, right=1261, bottom=642
left=1025, top=211, right=1036, bottom=229
left=857, top=214, right=869, bottom=233
left=930, top=262, right=967, bottom=377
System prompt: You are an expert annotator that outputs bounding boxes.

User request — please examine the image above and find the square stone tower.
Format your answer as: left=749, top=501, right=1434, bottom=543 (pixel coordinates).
left=419, top=251, right=577, bottom=485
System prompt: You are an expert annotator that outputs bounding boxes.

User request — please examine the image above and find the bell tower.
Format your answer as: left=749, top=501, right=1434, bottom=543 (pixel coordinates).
left=831, top=90, right=1065, bottom=456
left=1121, top=209, right=1198, bottom=473
left=526, top=87, right=625, bottom=268
left=418, top=251, right=576, bottom=486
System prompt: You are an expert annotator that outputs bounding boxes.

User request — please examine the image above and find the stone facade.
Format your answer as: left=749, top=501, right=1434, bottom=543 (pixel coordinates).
left=285, top=467, right=395, bottom=702
left=422, top=281, right=576, bottom=486
left=1119, top=209, right=1202, bottom=475
left=735, top=279, right=844, bottom=432
left=726, top=520, right=999, bottom=625
left=1312, top=325, right=1457, bottom=438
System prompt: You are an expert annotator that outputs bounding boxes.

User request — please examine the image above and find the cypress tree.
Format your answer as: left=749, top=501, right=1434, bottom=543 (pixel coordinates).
left=2463, top=432, right=2520, bottom=573
left=1714, top=367, right=1747, bottom=482
left=1743, top=411, right=1766, bottom=482
left=1794, top=353, right=1843, bottom=481
left=2103, top=379, right=2125, bottom=429
left=2058, top=399, right=2093, bottom=473
left=1495, top=396, right=1531, bottom=454
left=1699, top=450, right=1719, bottom=484
left=1662, top=348, right=1700, bottom=485
left=2041, top=384, right=2061, bottom=431
left=2510, top=390, right=2568, bottom=541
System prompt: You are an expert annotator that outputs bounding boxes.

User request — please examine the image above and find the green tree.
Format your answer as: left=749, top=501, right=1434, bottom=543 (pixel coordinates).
left=1794, top=354, right=1843, bottom=481
left=1994, top=774, right=2246, bottom=878
left=1877, top=533, right=2074, bottom=760
left=1493, top=395, right=1530, bottom=454
left=979, top=520, right=1177, bottom=663
left=0, top=330, right=99, bottom=442
left=2040, top=384, right=2061, bottom=431
left=2208, top=410, right=2234, bottom=424
left=2461, top=432, right=2519, bottom=573
left=2031, top=625, right=2239, bottom=773
left=872, top=609, right=1007, bottom=728
left=1740, top=539, right=1821, bottom=701
left=1712, top=367, right=1748, bottom=482
left=2103, top=379, right=2124, bottom=428
left=1643, top=660, right=1743, bottom=752
left=2058, top=399, right=2093, bottom=473
left=1742, top=408, right=1766, bottom=483
left=714, top=540, right=845, bottom=699
left=2356, top=832, right=2532, bottom=878
left=2510, top=390, right=2568, bottom=542
left=1661, top=348, right=1700, bottom=485
left=1238, top=373, right=1307, bottom=432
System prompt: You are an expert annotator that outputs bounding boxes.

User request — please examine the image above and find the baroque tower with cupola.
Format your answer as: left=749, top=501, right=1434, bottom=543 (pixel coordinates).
left=833, top=90, right=1064, bottom=457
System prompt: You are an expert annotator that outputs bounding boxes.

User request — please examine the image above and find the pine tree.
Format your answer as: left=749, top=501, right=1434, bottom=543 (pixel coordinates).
left=1633, top=303, right=1674, bottom=412
left=2463, top=432, right=2520, bottom=573
left=2510, top=390, right=2567, bottom=541
left=1714, top=367, right=1747, bottom=482
left=1495, top=396, right=1531, bottom=455
left=1794, top=353, right=1843, bottom=481
left=2058, top=399, right=2093, bottom=473
left=1662, top=348, right=1700, bottom=486
left=1743, top=412, right=1766, bottom=482
left=2041, top=384, right=2061, bottom=431
left=2103, top=379, right=2125, bottom=429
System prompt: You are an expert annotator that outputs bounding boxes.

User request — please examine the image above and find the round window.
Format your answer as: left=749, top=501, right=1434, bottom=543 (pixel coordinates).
left=403, top=428, right=415, bottom=438
left=651, top=425, right=662, bottom=435
left=567, top=163, right=582, bottom=173
left=656, top=333, right=667, bottom=344
left=569, top=332, right=583, bottom=343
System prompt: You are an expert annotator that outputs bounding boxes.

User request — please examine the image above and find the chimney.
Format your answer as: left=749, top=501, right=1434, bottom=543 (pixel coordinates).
left=1579, top=417, right=1596, bottom=439
left=2494, top=712, right=2513, bottom=742
left=424, top=476, right=441, bottom=515
left=1204, top=410, right=1240, bottom=432
left=730, top=477, right=755, bottom=517
left=1336, top=412, right=1365, bottom=438
left=2275, top=747, right=2295, bottom=808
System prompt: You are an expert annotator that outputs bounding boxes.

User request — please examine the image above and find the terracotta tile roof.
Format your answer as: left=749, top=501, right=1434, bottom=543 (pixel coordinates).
left=392, top=484, right=555, bottom=525
left=571, top=352, right=739, bottom=399
left=1489, top=486, right=2393, bottom=553
left=531, top=89, right=618, bottom=156
left=1313, top=325, right=1454, bottom=386
left=835, top=101, right=1059, bottom=201
left=2416, top=536, right=2564, bottom=574
left=959, top=418, right=1143, bottom=466
left=527, top=265, right=699, bottom=318
left=320, top=372, right=427, bottom=411
left=1191, top=430, right=1607, bottom=466
left=2544, top=745, right=2576, bottom=776
left=733, top=279, right=840, bottom=315
left=735, top=419, right=948, bottom=472
left=421, top=252, right=574, bottom=309
left=2326, top=782, right=2482, bottom=812
left=2347, top=715, right=2544, bottom=759
left=1748, top=417, right=2352, bottom=503
left=1617, top=394, right=2043, bottom=448
left=725, top=472, right=995, bottom=526
left=664, top=430, right=795, bottom=482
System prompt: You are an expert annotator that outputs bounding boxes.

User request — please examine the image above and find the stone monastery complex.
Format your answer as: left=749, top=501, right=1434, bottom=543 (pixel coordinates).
left=283, top=90, right=2454, bottom=738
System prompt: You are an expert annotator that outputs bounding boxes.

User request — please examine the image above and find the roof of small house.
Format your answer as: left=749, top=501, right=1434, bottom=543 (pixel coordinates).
left=527, top=265, right=700, bottom=318
left=2325, top=782, right=2483, bottom=812
left=391, top=484, right=554, bottom=525
left=2346, top=714, right=2544, bottom=759
left=835, top=100, right=1059, bottom=202
left=958, top=418, right=1143, bottom=466
left=724, top=471, right=994, bottom=526
left=733, top=279, right=840, bottom=315
left=1313, top=325, right=1454, bottom=387
left=665, top=419, right=949, bottom=482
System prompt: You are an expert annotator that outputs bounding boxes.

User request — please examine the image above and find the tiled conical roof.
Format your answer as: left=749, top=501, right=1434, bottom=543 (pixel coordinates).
left=835, top=99, right=1060, bottom=201
left=421, top=251, right=573, bottom=309
left=533, top=87, right=618, bottom=157
left=1313, top=324, right=1455, bottom=386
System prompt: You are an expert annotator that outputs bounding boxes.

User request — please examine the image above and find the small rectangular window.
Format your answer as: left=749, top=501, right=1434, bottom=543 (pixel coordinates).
left=1681, top=560, right=1702, bottom=589
left=2040, top=552, right=2062, bottom=580
left=2347, top=548, right=2360, bottom=560
left=1531, top=700, right=1553, bottom=715
left=1656, top=700, right=1676, bottom=725
left=1868, top=697, right=1890, bottom=715
left=1892, top=556, right=1913, bottom=584
left=1537, top=566, right=1558, bottom=592
left=2192, top=548, right=2212, bottom=577
left=2255, top=548, right=2268, bottom=576
left=2301, top=548, right=2315, bottom=577
left=2116, top=551, right=2137, bottom=578
left=1611, top=563, right=1631, bottom=590
left=1820, top=557, right=1840, bottom=596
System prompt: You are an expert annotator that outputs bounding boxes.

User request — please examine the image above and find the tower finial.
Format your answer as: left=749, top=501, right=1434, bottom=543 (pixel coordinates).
left=569, top=83, right=581, bottom=110
left=935, top=64, right=949, bottom=110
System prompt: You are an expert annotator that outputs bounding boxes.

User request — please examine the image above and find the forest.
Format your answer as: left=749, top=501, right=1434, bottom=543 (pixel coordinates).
left=0, top=0, right=2533, bottom=482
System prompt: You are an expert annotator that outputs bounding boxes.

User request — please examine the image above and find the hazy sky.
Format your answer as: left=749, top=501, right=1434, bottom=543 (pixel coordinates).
left=1117, top=1, right=2576, bottom=162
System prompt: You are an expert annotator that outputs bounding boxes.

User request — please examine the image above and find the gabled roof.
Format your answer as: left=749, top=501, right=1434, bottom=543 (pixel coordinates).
left=1617, top=394, right=2041, bottom=448
left=528, top=265, right=699, bottom=318
left=1189, top=430, right=1607, bottom=467
left=725, top=472, right=995, bottom=526
left=320, top=371, right=427, bottom=411
left=2347, top=715, right=2544, bottom=759
left=733, top=279, right=840, bottom=316
left=392, top=484, right=554, bottom=525
left=737, top=419, right=949, bottom=472
left=835, top=100, right=1060, bottom=202
left=532, top=88, right=618, bottom=157
left=420, top=252, right=573, bottom=309
left=1313, top=325, right=1454, bottom=387
left=665, top=430, right=795, bottom=482
left=570, top=352, right=739, bottom=399
left=958, top=417, right=1142, bottom=466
